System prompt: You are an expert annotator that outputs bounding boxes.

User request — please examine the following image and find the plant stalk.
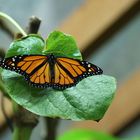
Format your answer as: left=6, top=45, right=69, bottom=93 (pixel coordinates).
left=45, top=117, right=59, bottom=140
left=11, top=15, right=41, bottom=140
left=12, top=102, right=38, bottom=140
left=0, top=12, right=27, bottom=37
left=12, top=126, right=33, bottom=140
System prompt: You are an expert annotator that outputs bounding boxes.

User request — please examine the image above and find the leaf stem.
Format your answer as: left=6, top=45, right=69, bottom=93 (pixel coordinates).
left=12, top=126, right=33, bottom=140
left=12, top=102, right=38, bottom=140
left=0, top=12, right=27, bottom=37
left=45, top=117, right=59, bottom=140
left=27, top=16, right=41, bottom=34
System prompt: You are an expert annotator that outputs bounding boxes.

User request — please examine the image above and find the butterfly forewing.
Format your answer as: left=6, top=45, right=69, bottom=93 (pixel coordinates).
left=2, top=55, right=47, bottom=74
left=1, top=55, right=51, bottom=87
left=56, top=57, right=103, bottom=81
left=57, top=58, right=83, bottom=78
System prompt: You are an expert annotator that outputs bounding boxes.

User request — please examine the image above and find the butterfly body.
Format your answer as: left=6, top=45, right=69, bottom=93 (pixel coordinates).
left=0, top=54, right=103, bottom=90
left=47, top=54, right=56, bottom=81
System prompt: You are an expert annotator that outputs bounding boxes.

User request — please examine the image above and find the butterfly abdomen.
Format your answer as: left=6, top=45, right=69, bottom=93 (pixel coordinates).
left=47, top=54, right=56, bottom=81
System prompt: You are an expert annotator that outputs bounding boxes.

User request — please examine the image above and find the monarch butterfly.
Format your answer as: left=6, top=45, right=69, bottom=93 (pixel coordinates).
left=0, top=54, right=103, bottom=90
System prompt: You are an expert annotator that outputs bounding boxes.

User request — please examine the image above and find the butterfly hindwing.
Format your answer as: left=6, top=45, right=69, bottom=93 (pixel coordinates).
left=52, top=63, right=74, bottom=89
left=29, top=62, right=51, bottom=86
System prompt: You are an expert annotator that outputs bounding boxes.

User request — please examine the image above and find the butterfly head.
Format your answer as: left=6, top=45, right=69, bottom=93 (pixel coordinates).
left=48, top=53, right=55, bottom=59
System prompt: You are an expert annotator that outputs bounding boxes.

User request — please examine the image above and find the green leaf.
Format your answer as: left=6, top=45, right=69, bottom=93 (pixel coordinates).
left=1, top=32, right=116, bottom=120
left=2, top=70, right=116, bottom=120
left=0, top=68, right=9, bottom=97
left=57, top=129, right=118, bottom=140
left=131, top=138, right=140, bottom=140
left=6, top=34, right=44, bottom=57
left=44, top=31, right=82, bottom=60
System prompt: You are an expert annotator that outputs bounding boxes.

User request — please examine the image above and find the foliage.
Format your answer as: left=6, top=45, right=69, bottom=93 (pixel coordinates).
left=58, top=129, right=118, bottom=140
left=1, top=31, right=116, bottom=121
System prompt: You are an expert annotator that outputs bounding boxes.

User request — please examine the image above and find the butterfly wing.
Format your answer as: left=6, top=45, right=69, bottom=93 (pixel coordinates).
left=0, top=55, right=103, bottom=90
left=28, top=60, right=51, bottom=88
left=52, top=63, right=75, bottom=89
left=52, top=57, right=103, bottom=89
left=0, top=55, right=51, bottom=88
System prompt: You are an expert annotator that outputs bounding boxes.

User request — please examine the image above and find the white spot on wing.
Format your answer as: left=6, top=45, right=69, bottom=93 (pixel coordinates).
left=88, top=64, right=91, bottom=67
left=88, top=69, right=92, bottom=72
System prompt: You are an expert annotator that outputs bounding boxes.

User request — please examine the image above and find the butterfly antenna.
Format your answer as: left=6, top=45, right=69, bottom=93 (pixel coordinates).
left=1, top=94, right=14, bottom=132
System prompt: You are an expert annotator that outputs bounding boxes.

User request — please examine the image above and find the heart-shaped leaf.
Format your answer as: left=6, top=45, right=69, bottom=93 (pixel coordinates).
left=1, top=31, right=116, bottom=120
left=6, top=34, right=44, bottom=57
left=44, top=31, right=82, bottom=60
